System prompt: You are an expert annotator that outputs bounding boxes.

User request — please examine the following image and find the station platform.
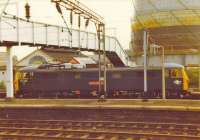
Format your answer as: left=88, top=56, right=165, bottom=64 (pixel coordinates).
left=1, top=99, right=200, bottom=112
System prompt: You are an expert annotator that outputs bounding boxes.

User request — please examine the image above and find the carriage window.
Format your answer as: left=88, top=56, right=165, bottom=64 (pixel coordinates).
left=75, top=74, right=81, bottom=79
left=112, top=73, right=121, bottom=79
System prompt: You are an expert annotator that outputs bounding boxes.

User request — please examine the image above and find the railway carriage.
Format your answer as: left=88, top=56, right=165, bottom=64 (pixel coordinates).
left=14, top=63, right=189, bottom=98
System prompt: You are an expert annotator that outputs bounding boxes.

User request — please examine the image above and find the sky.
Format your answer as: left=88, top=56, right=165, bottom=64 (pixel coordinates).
left=0, top=0, right=133, bottom=60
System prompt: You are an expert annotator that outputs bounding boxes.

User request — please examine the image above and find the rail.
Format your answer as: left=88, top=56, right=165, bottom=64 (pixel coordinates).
left=0, top=119, right=199, bottom=140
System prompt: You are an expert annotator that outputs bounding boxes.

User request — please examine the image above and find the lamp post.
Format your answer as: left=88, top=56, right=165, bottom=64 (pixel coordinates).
left=151, top=44, right=166, bottom=99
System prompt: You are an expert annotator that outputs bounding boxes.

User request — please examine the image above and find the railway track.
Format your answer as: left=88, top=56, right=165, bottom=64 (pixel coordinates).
left=0, top=119, right=199, bottom=139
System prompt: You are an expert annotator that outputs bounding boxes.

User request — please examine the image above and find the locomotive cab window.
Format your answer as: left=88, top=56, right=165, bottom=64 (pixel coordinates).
left=170, top=69, right=182, bottom=78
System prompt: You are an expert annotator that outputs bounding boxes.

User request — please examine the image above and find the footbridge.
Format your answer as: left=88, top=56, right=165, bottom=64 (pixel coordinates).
left=0, top=13, right=130, bottom=98
left=0, top=15, right=129, bottom=66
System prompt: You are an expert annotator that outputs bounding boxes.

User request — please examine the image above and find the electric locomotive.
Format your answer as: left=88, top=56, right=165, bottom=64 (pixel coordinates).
left=14, top=63, right=189, bottom=98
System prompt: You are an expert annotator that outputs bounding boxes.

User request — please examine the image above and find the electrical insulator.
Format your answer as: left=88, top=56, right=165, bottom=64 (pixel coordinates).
left=25, top=2, right=30, bottom=20
left=85, top=19, right=89, bottom=27
left=78, top=14, right=81, bottom=28
left=70, top=10, right=73, bottom=25
left=56, top=3, right=62, bottom=14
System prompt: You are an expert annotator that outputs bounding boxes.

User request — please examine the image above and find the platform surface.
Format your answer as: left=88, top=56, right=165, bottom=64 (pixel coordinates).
left=0, top=99, right=200, bottom=111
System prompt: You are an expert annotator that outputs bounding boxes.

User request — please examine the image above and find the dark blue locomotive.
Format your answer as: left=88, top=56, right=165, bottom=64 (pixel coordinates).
left=15, top=64, right=189, bottom=98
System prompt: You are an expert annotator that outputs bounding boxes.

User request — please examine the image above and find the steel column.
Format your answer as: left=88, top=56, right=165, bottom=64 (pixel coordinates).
left=57, top=27, right=60, bottom=47
left=45, top=25, right=48, bottom=46
left=102, top=24, right=107, bottom=97
left=32, top=22, right=35, bottom=45
left=97, top=24, right=101, bottom=97
left=16, top=1, right=20, bottom=45
left=97, top=23, right=106, bottom=99
left=143, top=30, right=148, bottom=93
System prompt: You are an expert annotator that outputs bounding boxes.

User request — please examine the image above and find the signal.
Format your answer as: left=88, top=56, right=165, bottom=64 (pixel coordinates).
left=85, top=19, right=89, bottom=27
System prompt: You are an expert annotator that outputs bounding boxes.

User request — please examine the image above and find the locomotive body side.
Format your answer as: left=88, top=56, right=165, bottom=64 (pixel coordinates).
left=15, top=65, right=189, bottom=99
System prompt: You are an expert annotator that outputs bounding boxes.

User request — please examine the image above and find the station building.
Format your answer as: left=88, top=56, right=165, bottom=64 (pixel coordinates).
left=16, top=48, right=84, bottom=67
left=16, top=48, right=112, bottom=68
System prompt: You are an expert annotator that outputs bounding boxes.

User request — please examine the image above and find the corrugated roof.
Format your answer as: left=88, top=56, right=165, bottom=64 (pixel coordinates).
left=40, top=48, right=86, bottom=63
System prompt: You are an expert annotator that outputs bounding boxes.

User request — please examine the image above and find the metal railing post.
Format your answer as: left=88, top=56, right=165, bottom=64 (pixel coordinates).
left=143, top=30, right=148, bottom=94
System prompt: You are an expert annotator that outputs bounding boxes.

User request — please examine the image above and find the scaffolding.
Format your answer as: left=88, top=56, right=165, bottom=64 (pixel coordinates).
left=131, top=0, right=200, bottom=53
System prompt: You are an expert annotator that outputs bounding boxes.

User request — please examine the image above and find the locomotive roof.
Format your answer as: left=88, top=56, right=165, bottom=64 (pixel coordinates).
left=19, top=64, right=184, bottom=73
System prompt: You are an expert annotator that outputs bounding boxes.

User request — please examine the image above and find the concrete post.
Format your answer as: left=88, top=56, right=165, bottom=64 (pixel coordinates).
left=6, top=46, right=14, bottom=98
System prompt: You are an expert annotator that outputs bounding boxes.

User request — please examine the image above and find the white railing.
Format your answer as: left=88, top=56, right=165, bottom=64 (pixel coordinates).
left=0, top=15, right=129, bottom=65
